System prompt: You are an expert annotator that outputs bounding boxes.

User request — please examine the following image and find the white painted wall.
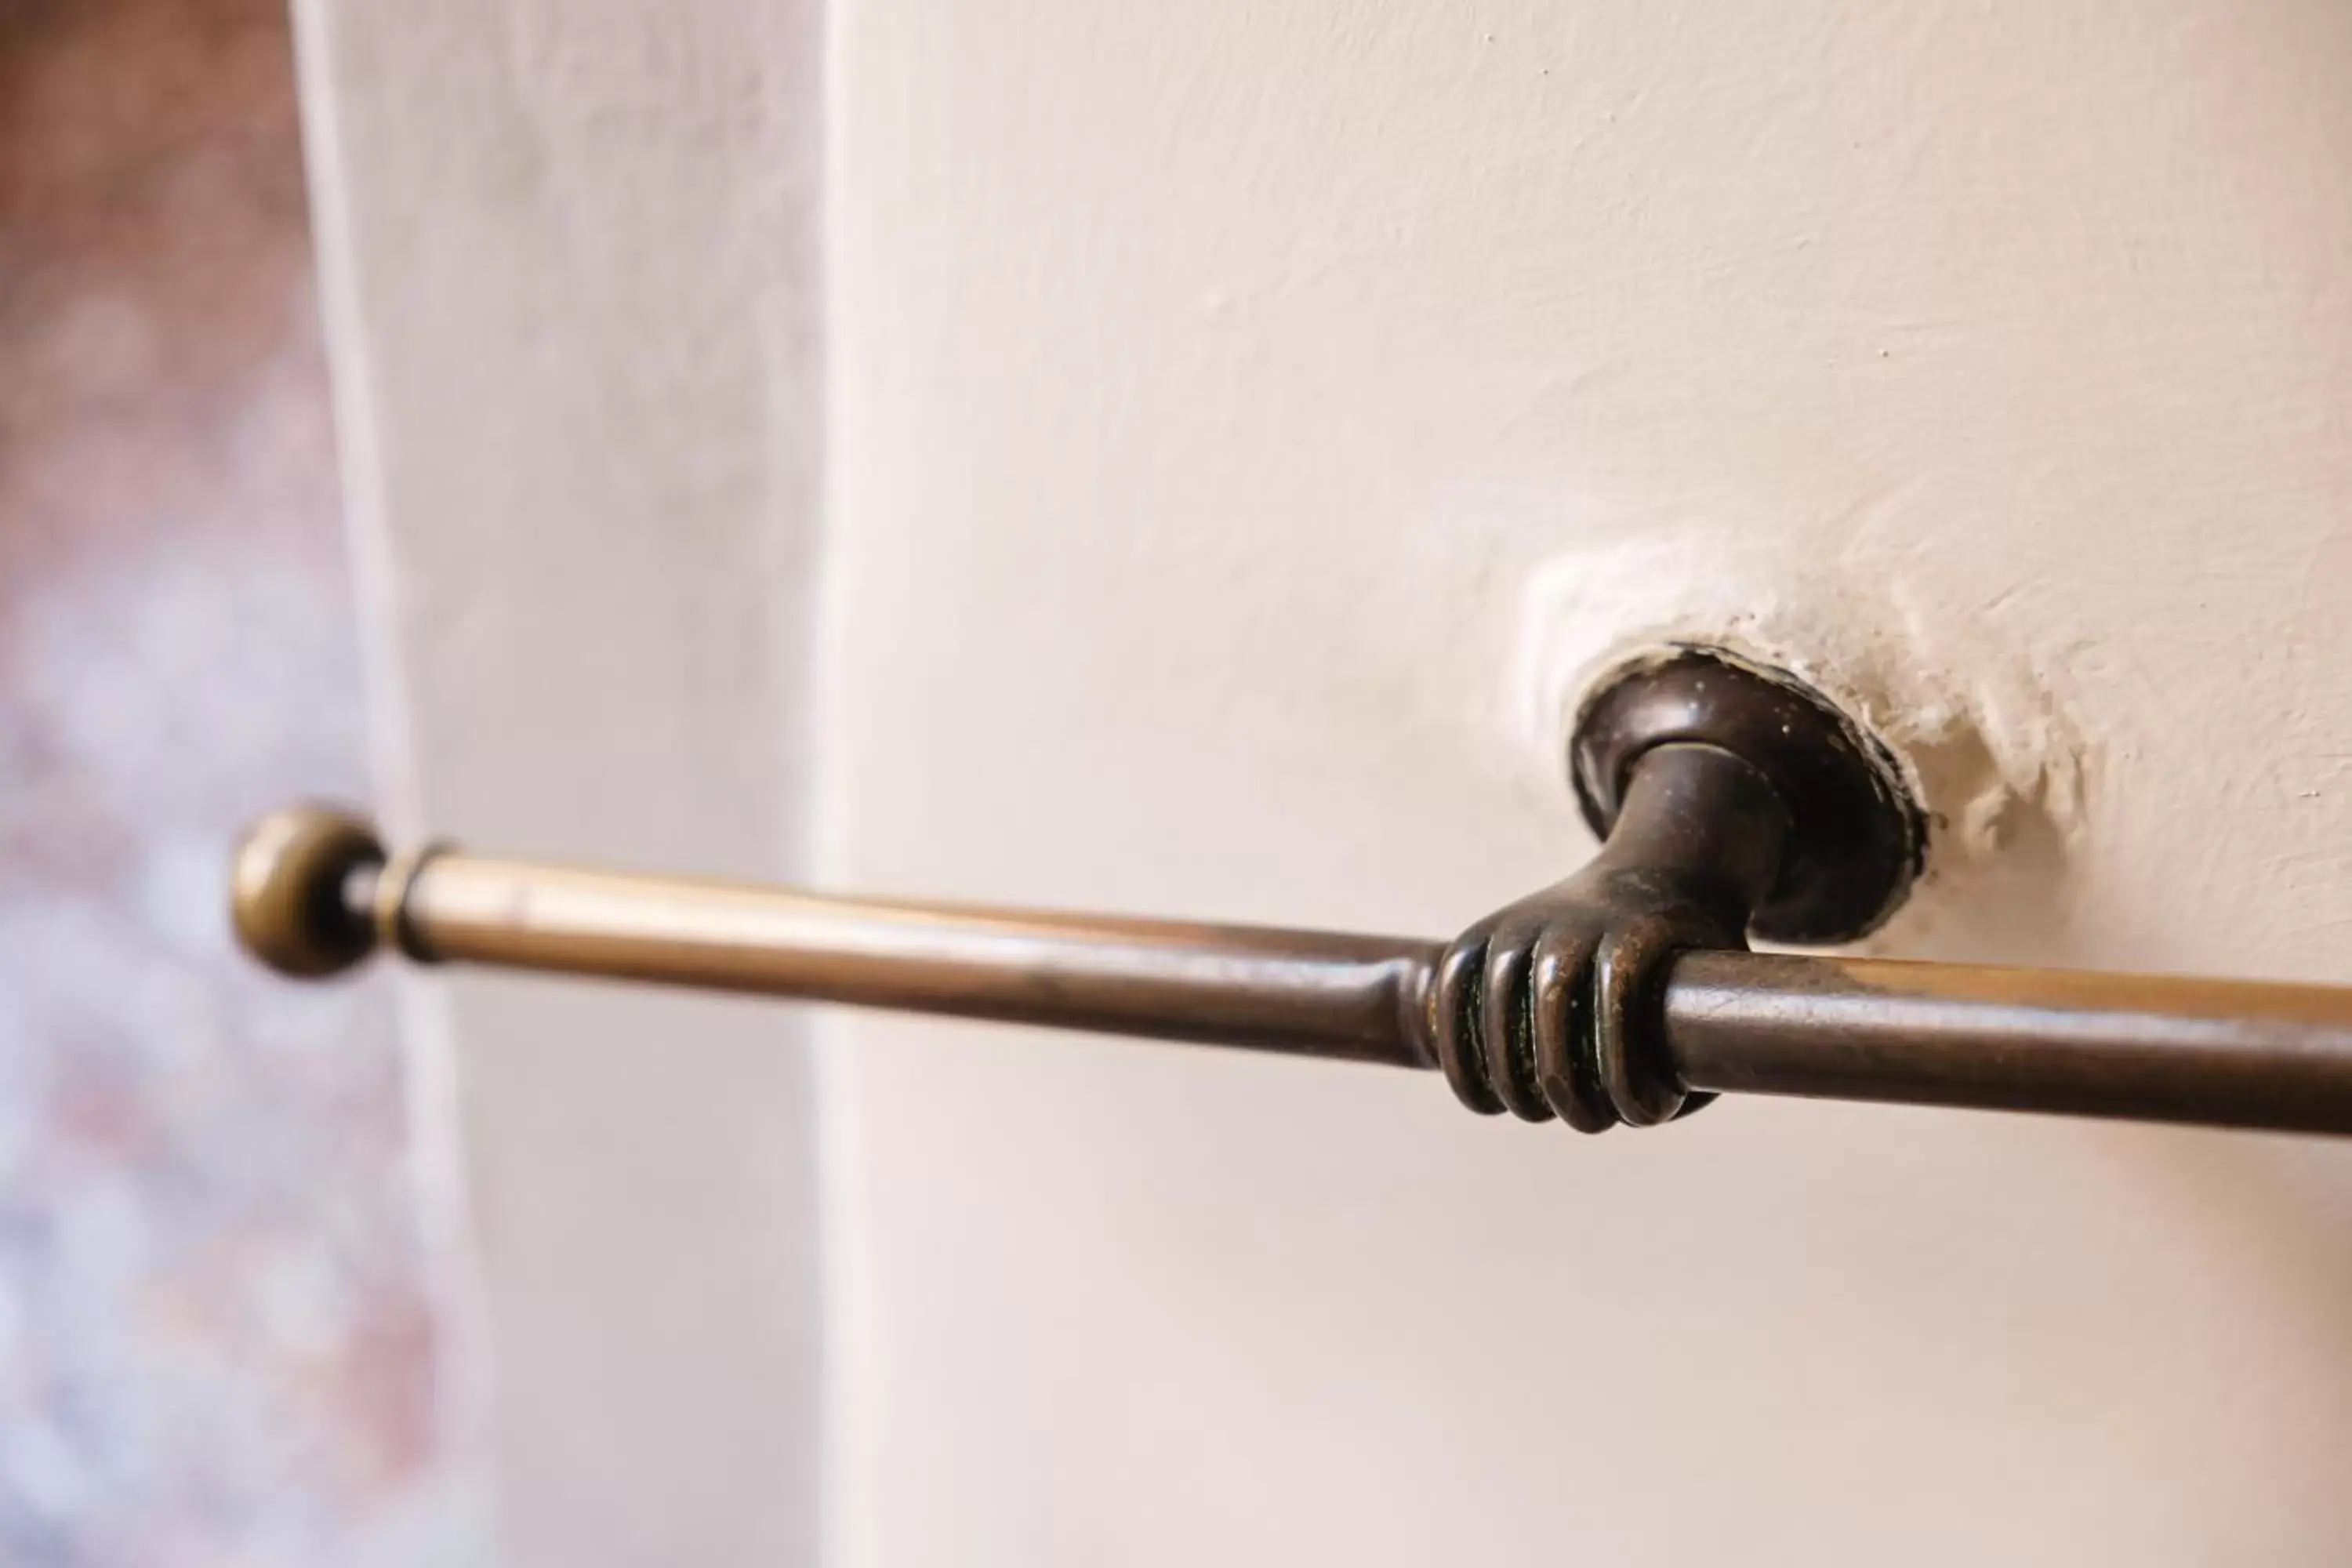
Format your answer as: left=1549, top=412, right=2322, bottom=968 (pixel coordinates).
left=298, top=0, right=2352, bottom=1563
left=825, top=2, right=2352, bottom=1563
left=292, top=0, right=824, bottom=1562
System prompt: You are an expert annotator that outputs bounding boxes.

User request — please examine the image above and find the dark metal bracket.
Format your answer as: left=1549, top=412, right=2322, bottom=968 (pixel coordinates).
left=1430, top=648, right=1924, bottom=1131
left=1571, top=648, right=1922, bottom=946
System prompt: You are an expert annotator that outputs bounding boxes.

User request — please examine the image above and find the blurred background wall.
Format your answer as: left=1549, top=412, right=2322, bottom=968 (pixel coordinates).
left=0, top=2, right=485, bottom=1562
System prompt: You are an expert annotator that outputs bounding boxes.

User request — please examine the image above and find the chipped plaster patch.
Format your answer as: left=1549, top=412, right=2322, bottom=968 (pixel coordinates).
left=1512, top=528, right=2090, bottom=944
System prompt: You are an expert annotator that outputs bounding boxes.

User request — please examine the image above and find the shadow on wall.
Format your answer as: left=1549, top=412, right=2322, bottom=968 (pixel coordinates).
left=0, top=2, right=484, bottom=1563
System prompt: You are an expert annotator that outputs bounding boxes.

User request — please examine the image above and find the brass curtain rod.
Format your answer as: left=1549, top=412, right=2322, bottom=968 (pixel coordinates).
left=230, top=650, right=2352, bottom=1141
left=230, top=811, right=2352, bottom=1138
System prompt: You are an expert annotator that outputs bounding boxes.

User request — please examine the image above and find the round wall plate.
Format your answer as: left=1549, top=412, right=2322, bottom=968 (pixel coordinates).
left=1569, top=647, right=1924, bottom=945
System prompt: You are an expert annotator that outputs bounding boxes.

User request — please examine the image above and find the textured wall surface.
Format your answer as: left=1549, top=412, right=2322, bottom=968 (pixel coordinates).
left=824, top=2, right=2352, bottom=1563
left=0, top=2, right=484, bottom=1563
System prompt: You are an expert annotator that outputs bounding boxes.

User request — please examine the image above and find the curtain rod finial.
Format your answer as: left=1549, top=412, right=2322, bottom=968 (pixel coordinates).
left=230, top=804, right=383, bottom=978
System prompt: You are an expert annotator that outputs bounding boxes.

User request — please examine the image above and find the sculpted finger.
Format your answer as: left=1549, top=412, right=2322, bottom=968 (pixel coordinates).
left=1479, top=924, right=1553, bottom=1121
left=1591, top=913, right=1694, bottom=1128
left=1530, top=923, right=1611, bottom=1133
left=1433, top=928, right=1504, bottom=1115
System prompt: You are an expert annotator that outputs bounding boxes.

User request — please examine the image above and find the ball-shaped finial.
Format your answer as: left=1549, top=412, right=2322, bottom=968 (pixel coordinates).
left=230, top=805, right=385, bottom=978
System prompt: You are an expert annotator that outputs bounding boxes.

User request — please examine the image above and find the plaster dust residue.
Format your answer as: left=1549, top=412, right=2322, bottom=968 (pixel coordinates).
left=1511, top=528, right=2091, bottom=956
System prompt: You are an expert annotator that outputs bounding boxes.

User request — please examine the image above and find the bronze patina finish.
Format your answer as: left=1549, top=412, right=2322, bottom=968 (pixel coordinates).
left=1570, top=647, right=1922, bottom=943
left=1666, top=954, right=2352, bottom=1137
left=1430, top=742, right=1787, bottom=1130
left=230, top=651, right=2352, bottom=1139
left=1432, top=648, right=1918, bottom=1130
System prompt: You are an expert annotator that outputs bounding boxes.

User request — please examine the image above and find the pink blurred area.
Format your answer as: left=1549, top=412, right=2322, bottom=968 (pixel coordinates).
left=0, top=2, right=483, bottom=1562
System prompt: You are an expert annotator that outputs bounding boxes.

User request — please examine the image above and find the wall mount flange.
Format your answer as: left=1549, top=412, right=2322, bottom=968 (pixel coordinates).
left=1569, top=647, right=1924, bottom=946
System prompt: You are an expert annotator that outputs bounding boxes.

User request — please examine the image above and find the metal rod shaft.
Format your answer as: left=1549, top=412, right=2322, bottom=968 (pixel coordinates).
left=229, top=810, right=2352, bottom=1138
left=372, top=855, right=1441, bottom=1068
left=375, top=851, right=2352, bottom=1136
left=1668, top=953, right=2352, bottom=1136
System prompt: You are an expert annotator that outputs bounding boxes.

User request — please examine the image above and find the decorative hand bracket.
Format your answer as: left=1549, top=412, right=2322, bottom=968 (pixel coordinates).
left=1431, top=648, right=1919, bottom=1130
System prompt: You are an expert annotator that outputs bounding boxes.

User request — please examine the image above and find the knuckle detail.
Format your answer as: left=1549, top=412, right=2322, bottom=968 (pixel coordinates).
left=1593, top=916, right=1690, bottom=1127
left=1434, top=935, right=1505, bottom=1116
left=1480, top=936, right=1552, bottom=1122
left=1436, top=891, right=1715, bottom=1135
